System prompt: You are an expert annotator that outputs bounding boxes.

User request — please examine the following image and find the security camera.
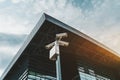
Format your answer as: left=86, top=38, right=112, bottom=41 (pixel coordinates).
left=56, top=33, right=68, bottom=39
left=58, top=41, right=69, bottom=47
left=45, top=42, right=55, bottom=49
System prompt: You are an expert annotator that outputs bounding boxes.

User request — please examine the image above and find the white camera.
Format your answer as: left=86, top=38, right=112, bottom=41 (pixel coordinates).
left=58, top=41, right=69, bottom=47
left=56, top=33, right=68, bottom=39
left=46, top=33, right=69, bottom=49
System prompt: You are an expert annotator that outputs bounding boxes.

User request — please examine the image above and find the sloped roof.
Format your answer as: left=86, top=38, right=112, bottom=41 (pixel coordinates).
left=1, top=13, right=120, bottom=80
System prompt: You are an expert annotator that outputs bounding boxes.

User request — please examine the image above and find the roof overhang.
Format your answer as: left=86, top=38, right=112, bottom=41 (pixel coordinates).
left=1, top=13, right=120, bottom=79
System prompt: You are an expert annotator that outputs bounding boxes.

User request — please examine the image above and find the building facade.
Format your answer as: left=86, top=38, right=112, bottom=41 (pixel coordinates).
left=1, top=13, right=120, bottom=80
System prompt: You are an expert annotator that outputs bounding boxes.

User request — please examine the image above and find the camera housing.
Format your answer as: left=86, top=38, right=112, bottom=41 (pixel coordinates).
left=56, top=33, right=68, bottom=40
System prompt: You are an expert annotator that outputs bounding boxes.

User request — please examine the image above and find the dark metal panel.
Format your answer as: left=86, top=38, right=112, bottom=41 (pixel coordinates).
left=45, top=13, right=120, bottom=60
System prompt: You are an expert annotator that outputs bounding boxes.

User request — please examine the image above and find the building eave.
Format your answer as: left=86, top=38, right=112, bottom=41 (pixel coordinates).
left=1, top=13, right=120, bottom=80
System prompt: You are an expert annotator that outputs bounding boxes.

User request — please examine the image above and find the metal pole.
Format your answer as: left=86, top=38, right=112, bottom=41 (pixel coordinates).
left=55, top=41, right=62, bottom=80
left=56, top=54, right=62, bottom=80
left=46, top=33, right=68, bottom=80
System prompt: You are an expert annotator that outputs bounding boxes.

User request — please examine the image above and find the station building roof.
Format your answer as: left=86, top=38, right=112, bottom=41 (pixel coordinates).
left=1, top=13, right=120, bottom=80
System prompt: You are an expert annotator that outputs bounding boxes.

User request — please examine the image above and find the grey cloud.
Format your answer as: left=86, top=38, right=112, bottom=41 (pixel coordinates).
left=72, top=0, right=94, bottom=10
left=0, top=52, right=13, bottom=69
left=0, top=33, right=27, bottom=46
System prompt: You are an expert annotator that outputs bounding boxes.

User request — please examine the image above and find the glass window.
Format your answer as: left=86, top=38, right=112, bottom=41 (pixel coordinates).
left=80, top=72, right=96, bottom=80
left=78, top=67, right=111, bottom=80
left=28, top=71, right=56, bottom=80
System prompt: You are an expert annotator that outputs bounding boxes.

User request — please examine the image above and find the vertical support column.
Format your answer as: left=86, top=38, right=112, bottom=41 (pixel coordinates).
left=55, top=41, right=62, bottom=80
left=56, top=54, right=62, bottom=80
left=46, top=33, right=69, bottom=80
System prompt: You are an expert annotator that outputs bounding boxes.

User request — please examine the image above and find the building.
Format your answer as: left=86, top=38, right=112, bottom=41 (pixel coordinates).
left=1, top=13, right=120, bottom=80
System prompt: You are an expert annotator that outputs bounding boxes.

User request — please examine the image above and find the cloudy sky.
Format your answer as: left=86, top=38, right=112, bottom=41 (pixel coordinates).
left=0, top=0, right=120, bottom=77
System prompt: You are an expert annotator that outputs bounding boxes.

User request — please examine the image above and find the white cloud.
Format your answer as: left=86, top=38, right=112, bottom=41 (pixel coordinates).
left=0, top=0, right=5, bottom=2
left=0, top=45, right=21, bottom=55
left=0, top=69, right=4, bottom=77
left=32, top=0, right=84, bottom=27
left=11, top=0, right=20, bottom=3
left=0, top=45, right=22, bottom=65
left=11, top=0, right=25, bottom=4
left=0, top=14, right=32, bottom=34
